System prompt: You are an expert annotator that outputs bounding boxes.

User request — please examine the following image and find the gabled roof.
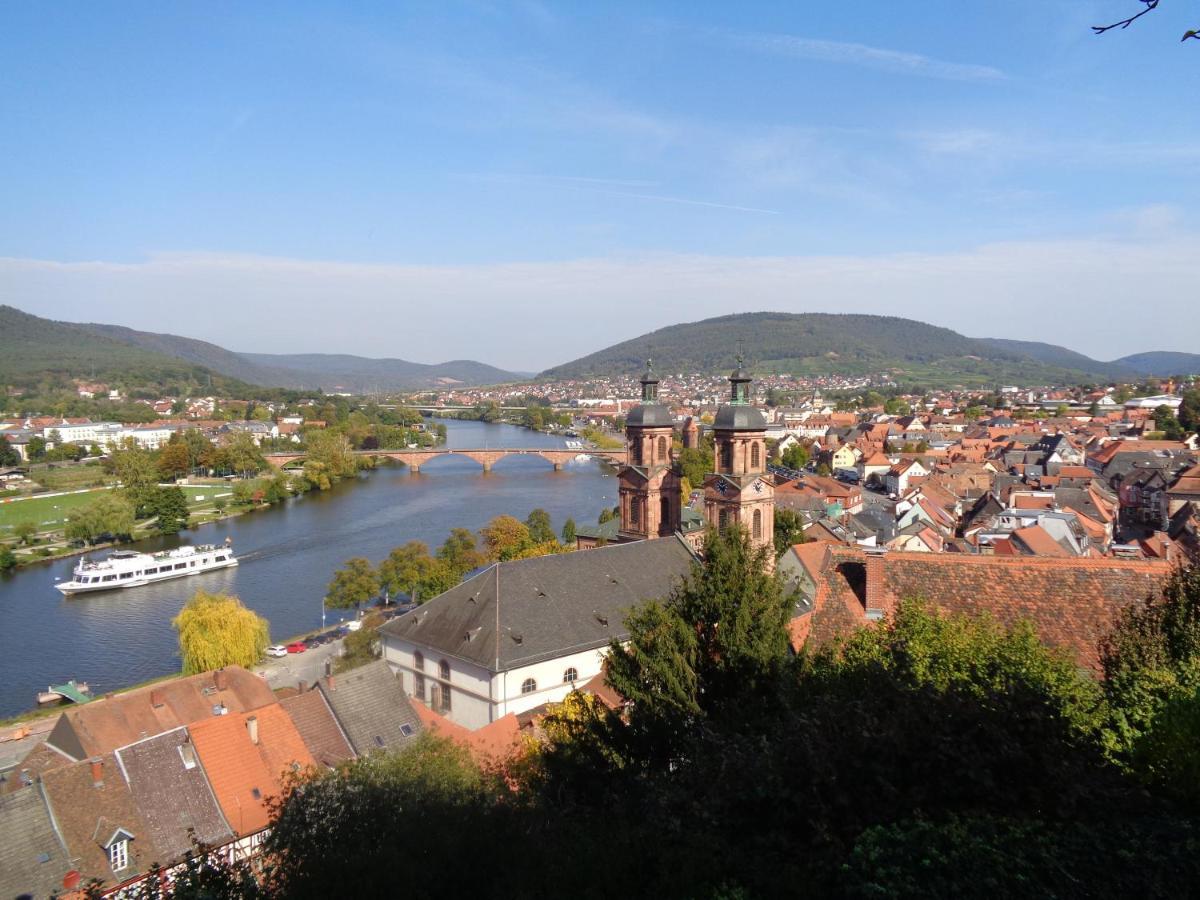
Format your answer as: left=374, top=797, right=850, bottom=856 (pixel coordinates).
left=316, top=661, right=422, bottom=757
left=188, top=704, right=314, bottom=837
left=47, top=666, right=275, bottom=762
left=409, top=699, right=523, bottom=762
left=41, top=752, right=160, bottom=890
left=0, top=783, right=70, bottom=900
left=115, top=727, right=233, bottom=861
left=1011, top=524, right=1072, bottom=557
left=381, top=537, right=698, bottom=673
left=280, top=689, right=356, bottom=768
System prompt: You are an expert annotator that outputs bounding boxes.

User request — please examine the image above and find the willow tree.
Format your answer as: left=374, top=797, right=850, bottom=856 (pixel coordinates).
left=173, top=590, right=270, bottom=674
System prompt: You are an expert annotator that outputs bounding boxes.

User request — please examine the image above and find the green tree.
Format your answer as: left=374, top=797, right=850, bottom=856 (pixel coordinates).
left=561, top=517, right=577, bottom=546
left=64, top=492, right=135, bottom=544
left=884, top=396, right=911, bottom=416
left=303, top=429, right=357, bottom=490
left=335, top=622, right=382, bottom=673
left=436, top=528, right=486, bottom=577
left=524, top=508, right=555, bottom=544
left=0, top=440, right=19, bottom=467
left=480, top=515, right=532, bottom=561
left=326, top=557, right=380, bottom=611
left=773, top=507, right=807, bottom=556
left=172, top=590, right=270, bottom=675
left=158, top=441, right=191, bottom=480
left=1179, top=389, right=1200, bottom=432
left=13, top=520, right=37, bottom=546
left=26, top=436, right=47, bottom=461
left=144, top=485, right=190, bottom=534
left=110, top=438, right=160, bottom=511
left=224, top=431, right=266, bottom=478
left=0, top=546, right=16, bottom=572
left=780, top=442, right=809, bottom=470
left=380, top=541, right=458, bottom=602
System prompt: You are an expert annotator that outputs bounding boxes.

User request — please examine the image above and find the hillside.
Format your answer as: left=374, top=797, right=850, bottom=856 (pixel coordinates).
left=542, top=312, right=1127, bottom=387
left=976, top=338, right=1139, bottom=381
left=0, top=305, right=522, bottom=394
left=0, top=305, right=256, bottom=396
left=1112, top=351, right=1200, bottom=376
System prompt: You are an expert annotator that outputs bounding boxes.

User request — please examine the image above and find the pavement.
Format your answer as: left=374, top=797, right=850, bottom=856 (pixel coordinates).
left=253, top=634, right=347, bottom=691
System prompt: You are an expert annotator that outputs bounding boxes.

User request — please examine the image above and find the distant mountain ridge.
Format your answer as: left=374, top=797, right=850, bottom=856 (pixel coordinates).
left=0, top=306, right=523, bottom=392
left=542, top=312, right=1197, bottom=386
left=1111, top=351, right=1200, bottom=377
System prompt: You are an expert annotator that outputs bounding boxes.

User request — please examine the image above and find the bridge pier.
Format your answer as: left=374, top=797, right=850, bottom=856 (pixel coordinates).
left=553, top=462, right=563, bottom=471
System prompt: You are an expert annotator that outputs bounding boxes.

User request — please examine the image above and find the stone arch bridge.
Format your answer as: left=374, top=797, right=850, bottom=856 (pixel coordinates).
left=263, top=447, right=627, bottom=473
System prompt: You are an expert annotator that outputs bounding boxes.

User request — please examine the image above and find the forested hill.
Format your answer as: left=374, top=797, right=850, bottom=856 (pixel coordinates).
left=0, top=305, right=524, bottom=394
left=0, top=305, right=258, bottom=396
left=542, top=312, right=1137, bottom=387
left=1113, top=351, right=1200, bottom=377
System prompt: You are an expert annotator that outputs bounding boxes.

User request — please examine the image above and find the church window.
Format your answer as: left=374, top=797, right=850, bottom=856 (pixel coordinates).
left=563, top=667, right=578, bottom=684
left=657, top=436, right=667, bottom=461
left=521, top=678, right=537, bottom=695
left=753, top=509, right=763, bottom=540
left=751, top=442, right=761, bottom=469
left=720, top=444, right=732, bottom=471
left=718, top=508, right=730, bottom=532
left=630, top=498, right=640, bottom=526
left=439, top=659, right=450, bottom=680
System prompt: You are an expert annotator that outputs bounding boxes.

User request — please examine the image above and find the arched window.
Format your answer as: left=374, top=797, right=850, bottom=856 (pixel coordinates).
left=657, top=436, right=667, bottom=461
left=438, top=659, right=450, bottom=680
left=721, top=444, right=732, bottom=471
left=413, top=651, right=424, bottom=672
left=631, top=442, right=642, bottom=466
left=753, top=509, right=763, bottom=541
left=751, top=442, right=761, bottom=470
left=563, top=667, right=578, bottom=684
left=718, top=508, right=730, bottom=532
left=521, top=678, right=537, bottom=695
left=630, top=498, right=640, bottom=526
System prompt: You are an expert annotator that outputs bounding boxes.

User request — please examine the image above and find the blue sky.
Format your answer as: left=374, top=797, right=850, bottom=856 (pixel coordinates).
left=2, top=2, right=1198, bottom=370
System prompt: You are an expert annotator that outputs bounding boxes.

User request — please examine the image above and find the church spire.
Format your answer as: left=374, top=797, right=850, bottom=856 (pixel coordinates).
left=640, top=359, right=659, bottom=403
left=728, top=354, right=752, bottom=405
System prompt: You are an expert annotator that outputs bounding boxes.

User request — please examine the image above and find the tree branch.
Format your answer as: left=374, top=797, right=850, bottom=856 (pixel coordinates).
left=1093, top=0, right=1160, bottom=35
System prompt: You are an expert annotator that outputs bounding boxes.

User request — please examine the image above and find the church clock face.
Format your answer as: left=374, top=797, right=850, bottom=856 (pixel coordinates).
left=753, top=479, right=765, bottom=493
left=716, top=480, right=728, bottom=495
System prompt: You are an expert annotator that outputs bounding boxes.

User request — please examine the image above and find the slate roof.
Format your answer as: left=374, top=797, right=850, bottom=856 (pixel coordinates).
left=280, top=689, right=356, bottom=767
left=316, top=660, right=423, bottom=757
left=796, top=545, right=1170, bottom=673
left=625, top=403, right=673, bottom=427
left=114, top=727, right=233, bottom=861
left=381, top=537, right=699, bottom=673
left=41, top=752, right=161, bottom=891
left=713, top=405, right=767, bottom=431
left=47, top=666, right=275, bottom=762
left=0, top=783, right=70, bottom=900
left=188, top=705, right=314, bottom=837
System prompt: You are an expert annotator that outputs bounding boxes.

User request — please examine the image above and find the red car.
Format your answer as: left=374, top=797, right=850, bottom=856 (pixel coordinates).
left=286, top=641, right=307, bottom=654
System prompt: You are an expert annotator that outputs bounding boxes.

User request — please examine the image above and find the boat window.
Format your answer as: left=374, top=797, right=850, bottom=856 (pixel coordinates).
left=174, top=563, right=187, bottom=570
left=144, top=567, right=157, bottom=575
left=215, top=556, right=226, bottom=563
left=190, top=561, right=196, bottom=567
left=103, top=575, right=116, bottom=582
left=120, top=572, right=133, bottom=579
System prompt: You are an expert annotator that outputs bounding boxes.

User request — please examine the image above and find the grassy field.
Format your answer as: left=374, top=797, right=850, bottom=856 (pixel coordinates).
left=0, top=485, right=234, bottom=534
left=30, top=463, right=111, bottom=491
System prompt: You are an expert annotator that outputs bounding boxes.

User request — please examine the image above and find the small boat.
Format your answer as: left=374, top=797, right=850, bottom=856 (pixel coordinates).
left=56, top=539, right=238, bottom=595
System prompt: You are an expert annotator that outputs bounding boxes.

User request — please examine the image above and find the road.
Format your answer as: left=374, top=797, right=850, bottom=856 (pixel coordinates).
left=253, top=634, right=347, bottom=691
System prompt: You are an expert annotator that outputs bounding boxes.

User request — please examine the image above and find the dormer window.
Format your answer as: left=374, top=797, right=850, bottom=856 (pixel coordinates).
left=105, top=829, right=134, bottom=873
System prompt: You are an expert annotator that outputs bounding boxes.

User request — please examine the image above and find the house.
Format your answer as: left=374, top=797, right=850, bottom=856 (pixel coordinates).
left=188, top=704, right=315, bottom=839
left=1167, top=464, right=1200, bottom=516
left=44, top=666, right=275, bottom=762
left=857, top=451, right=893, bottom=485
left=279, top=688, right=356, bottom=767
left=314, top=660, right=423, bottom=757
left=0, top=783, right=71, bottom=900
left=782, top=545, right=1170, bottom=673
left=380, top=537, right=698, bottom=729
left=884, top=458, right=929, bottom=496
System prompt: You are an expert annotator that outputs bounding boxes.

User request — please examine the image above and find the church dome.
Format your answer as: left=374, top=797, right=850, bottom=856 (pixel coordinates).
left=713, top=404, right=766, bottom=431
left=626, top=404, right=674, bottom=427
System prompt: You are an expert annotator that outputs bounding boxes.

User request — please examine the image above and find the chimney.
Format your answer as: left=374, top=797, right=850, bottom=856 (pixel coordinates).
left=246, top=715, right=259, bottom=745
left=90, top=758, right=104, bottom=787
left=326, top=675, right=336, bottom=692
left=179, top=741, right=198, bottom=770
left=863, top=548, right=889, bottom=621
left=212, top=669, right=225, bottom=692
left=150, top=689, right=164, bottom=708
left=297, top=680, right=307, bottom=694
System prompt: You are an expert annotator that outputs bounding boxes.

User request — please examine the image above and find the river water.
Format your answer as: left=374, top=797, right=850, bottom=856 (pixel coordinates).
left=0, top=421, right=618, bottom=718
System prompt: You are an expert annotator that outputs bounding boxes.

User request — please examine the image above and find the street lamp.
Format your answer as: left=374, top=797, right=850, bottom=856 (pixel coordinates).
left=321, top=594, right=326, bottom=629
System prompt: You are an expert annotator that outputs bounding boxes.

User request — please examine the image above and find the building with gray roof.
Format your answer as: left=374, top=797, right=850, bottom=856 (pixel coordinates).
left=316, top=660, right=423, bottom=756
left=0, top=783, right=70, bottom=900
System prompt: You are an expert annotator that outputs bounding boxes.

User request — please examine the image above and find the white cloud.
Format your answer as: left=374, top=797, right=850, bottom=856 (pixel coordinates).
left=730, top=32, right=1006, bottom=83
left=3, top=234, right=1196, bottom=371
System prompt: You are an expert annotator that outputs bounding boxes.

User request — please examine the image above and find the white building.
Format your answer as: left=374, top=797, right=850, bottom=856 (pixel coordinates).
left=379, top=538, right=697, bottom=730
left=1125, top=395, right=1182, bottom=411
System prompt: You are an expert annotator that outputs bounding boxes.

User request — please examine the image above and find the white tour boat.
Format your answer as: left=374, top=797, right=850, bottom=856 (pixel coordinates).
left=56, top=540, right=238, bottom=595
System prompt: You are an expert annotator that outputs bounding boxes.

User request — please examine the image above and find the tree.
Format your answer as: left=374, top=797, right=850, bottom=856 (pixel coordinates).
left=561, top=517, right=577, bottom=546
left=436, top=528, right=486, bottom=577
left=13, top=520, right=37, bottom=546
left=110, top=438, right=160, bottom=511
left=0, top=439, right=19, bottom=467
left=480, top=515, right=531, bottom=561
left=773, top=508, right=807, bottom=556
left=1100, top=564, right=1200, bottom=796
left=326, top=557, right=380, bottom=611
left=158, top=441, right=191, bottom=481
left=1092, top=1, right=1199, bottom=42
left=1179, top=388, right=1200, bottom=433
left=303, top=430, right=357, bottom=491
left=173, top=590, right=270, bottom=675
left=780, top=442, right=809, bottom=470
left=380, top=541, right=458, bottom=602
left=0, top=546, right=15, bottom=572
left=524, top=508, right=555, bottom=544
left=26, top=436, right=47, bottom=461
left=336, top=622, right=382, bottom=673
left=181, top=429, right=213, bottom=470
left=884, top=397, right=911, bottom=416
left=144, top=485, right=190, bottom=534
left=64, top=493, right=135, bottom=544
left=224, top=432, right=266, bottom=478
left=597, top=507, right=615, bottom=525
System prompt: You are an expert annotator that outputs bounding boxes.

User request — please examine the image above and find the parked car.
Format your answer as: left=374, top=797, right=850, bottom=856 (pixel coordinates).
left=266, top=645, right=288, bottom=658
left=286, top=641, right=307, bottom=654
left=345, top=619, right=363, bottom=632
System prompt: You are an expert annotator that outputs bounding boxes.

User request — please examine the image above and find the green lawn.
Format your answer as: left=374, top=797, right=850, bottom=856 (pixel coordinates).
left=30, top=464, right=111, bottom=491
left=0, top=489, right=111, bottom=533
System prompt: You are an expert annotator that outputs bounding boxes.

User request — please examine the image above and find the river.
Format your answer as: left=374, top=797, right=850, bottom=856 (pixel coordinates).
left=0, top=421, right=618, bottom=718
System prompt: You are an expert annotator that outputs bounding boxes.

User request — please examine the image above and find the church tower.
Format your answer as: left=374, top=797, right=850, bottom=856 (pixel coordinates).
left=703, top=358, right=775, bottom=559
left=618, top=361, right=682, bottom=541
